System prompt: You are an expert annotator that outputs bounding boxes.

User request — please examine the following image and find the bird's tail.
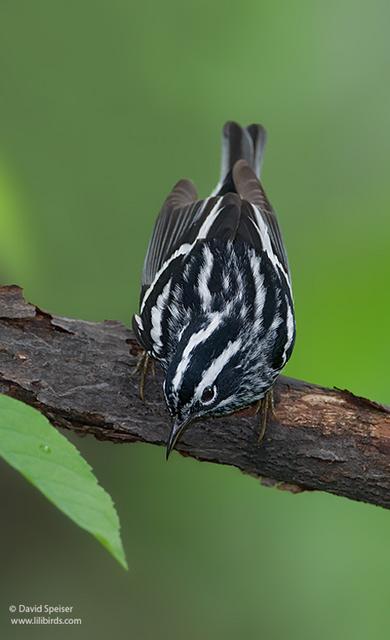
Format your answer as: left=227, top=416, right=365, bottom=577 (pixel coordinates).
left=213, top=121, right=267, bottom=196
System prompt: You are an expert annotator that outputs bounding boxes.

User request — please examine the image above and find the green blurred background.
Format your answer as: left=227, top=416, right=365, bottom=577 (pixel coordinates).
left=0, top=0, right=389, bottom=638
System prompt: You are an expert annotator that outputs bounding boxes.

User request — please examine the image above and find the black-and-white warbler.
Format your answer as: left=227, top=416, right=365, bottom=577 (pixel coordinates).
left=133, top=121, right=295, bottom=457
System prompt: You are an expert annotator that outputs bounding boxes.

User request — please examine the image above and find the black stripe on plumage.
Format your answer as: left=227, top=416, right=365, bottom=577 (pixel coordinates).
left=133, top=121, right=295, bottom=443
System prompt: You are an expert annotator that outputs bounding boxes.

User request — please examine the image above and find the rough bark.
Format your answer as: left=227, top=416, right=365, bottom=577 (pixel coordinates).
left=0, top=285, right=389, bottom=508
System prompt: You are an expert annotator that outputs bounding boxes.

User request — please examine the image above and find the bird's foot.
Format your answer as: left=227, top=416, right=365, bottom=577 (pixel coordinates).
left=255, top=388, right=275, bottom=444
left=132, top=350, right=155, bottom=401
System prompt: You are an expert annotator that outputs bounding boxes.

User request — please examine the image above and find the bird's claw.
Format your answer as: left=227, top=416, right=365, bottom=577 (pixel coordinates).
left=132, top=350, right=155, bottom=401
left=255, top=388, right=275, bottom=444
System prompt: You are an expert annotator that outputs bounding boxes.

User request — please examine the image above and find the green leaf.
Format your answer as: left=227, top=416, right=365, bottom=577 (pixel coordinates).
left=0, top=394, right=127, bottom=570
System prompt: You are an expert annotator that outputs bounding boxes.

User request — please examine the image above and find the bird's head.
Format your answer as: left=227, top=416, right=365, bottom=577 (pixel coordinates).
left=162, top=313, right=249, bottom=458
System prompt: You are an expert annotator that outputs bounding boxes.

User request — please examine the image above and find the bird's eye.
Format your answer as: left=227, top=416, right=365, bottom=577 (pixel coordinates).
left=200, top=385, right=216, bottom=405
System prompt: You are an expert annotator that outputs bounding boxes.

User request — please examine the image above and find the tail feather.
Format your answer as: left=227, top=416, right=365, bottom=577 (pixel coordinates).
left=246, top=123, right=267, bottom=178
left=213, top=121, right=267, bottom=195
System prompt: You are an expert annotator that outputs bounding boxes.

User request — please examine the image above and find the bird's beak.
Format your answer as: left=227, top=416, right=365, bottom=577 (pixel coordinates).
left=166, top=416, right=193, bottom=460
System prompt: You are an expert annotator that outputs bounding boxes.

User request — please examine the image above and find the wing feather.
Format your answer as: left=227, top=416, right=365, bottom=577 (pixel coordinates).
left=233, top=159, right=290, bottom=276
left=142, top=179, right=197, bottom=287
left=142, top=185, right=242, bottom=293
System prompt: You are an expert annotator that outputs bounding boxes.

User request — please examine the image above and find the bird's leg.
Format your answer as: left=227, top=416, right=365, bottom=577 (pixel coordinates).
left=132, top=350, right=155, bottom=401
left=255, top=388, right=275, bottom=443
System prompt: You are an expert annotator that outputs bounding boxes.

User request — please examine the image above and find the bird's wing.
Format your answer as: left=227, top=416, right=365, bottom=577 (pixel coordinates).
left=233, top=159, right=290, bottom=277
left=141, top=178, right=198, bottom=287
left=142, top=185, right=241, bottom=290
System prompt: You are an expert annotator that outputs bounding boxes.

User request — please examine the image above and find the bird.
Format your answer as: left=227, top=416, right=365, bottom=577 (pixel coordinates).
left=132, top=121, right=295, bottom=458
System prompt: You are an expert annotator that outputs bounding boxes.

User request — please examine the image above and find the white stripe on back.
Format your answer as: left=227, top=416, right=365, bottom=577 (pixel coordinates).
left=198, top=245, right=214, bottom=311
left=282, top=302, right=294, bottom=364
left=250, top=205, right=292, bottom=293
left=141, top=244, right=191, bottom=313
left=196, top=198, right=223, bottom=240
left=249, top=252, right=266, bottom=320
left=150, top=278, right=172, bottom=353
left=141, top=198, right=224, bottom=313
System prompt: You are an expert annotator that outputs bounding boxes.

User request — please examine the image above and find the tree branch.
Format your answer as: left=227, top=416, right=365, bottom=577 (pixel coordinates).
left=0, top=285, right=389, bottom=508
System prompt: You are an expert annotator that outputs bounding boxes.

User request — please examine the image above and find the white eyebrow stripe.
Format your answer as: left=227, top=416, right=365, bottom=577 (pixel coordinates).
left=141, top=198, right=224, bottom=314
left=198, top=244, right=214, bottom=311
left=172, top=312, right=222, bottom=393
left=194, top=338, right=242, bottom=402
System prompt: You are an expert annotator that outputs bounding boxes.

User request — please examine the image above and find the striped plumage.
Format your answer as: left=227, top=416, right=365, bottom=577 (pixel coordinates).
left=133, top=122, right=295, bottom=456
